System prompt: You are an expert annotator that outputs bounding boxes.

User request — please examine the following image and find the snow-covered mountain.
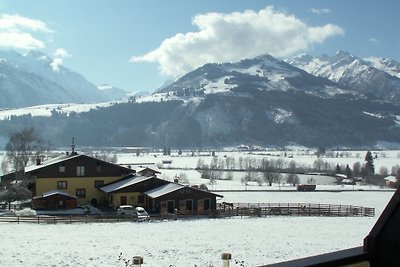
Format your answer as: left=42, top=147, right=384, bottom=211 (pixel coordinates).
left=157, top=54, right=348, bottom=98
left=286, top=51, right=400, bottom=104
left=364, top=56, right=400, bottom=79
left=97, top=84, right=128, bottom=100
left=0, top=50, right=124, bottom=108
left=1, top=51, right=399, bottom=148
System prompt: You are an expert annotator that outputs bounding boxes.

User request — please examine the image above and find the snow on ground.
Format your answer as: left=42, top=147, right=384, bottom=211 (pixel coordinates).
left=116, top=150, right=400, bottom=191
left=0, top=191, right=394, bottom=267
left=0, top=102, right=119, bottom=120
left=0, top=149, right=398, bottom=266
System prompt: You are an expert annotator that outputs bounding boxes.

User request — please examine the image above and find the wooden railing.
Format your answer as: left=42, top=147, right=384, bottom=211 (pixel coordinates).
left=218, top=202, right=375, bottom=217
left=0, top=215, right=151, bottom=224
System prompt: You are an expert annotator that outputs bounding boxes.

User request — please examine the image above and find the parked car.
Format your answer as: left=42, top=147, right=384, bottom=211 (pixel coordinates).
left=133, top=206, right=150, bottom=221
left=117, top=205, right=135, bottom=216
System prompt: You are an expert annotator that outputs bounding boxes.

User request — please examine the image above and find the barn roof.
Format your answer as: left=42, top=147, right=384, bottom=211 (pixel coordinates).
left=25, top=153, right=131, bottom=174
left=100, top=175, right=154, bottom=193
left=144, top=183, right=223, bottom=199
left=25, top=154, right=78, bottom=173
left=33, top=190, right=78, bottom=200
left=384, top=175, right=397, bottom=183
left=144, top=183, right=184, bottom=198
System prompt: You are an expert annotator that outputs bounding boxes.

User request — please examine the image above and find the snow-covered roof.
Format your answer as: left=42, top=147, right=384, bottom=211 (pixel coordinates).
left=119, top=164, right=161, bottom=174
left=134, top=165, right=160, bottom=174
left=144, top=183, right=185, bottom=199
left=33, top=190, right=78, bottom=199
left=384, top=175, right=397, bottom=183
left=100, top=175, right=154, bottom=193
left=25, top=153, right=80, bottom=173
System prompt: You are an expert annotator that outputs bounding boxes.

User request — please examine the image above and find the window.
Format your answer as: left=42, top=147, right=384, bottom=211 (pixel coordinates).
left=120, top=196, right=127, bottom=205
left=57, top=181, right=67, bottom=189
left=138, top=195, right=145, bottom=204
left=94, top=180, right=104, bottom=188
left=96, top=165, right=102, bottom=173
left=77, top=166, right=85, bottom=176
left=76, top=188, right=86, bottom=198
left=204, top=198, right=210, bottom=211
left=59, top=165, right=65, bottom=173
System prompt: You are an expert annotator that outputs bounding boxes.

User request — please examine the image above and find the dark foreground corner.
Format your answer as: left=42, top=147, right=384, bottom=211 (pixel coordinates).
left=260, top=188, right=400, bottom=267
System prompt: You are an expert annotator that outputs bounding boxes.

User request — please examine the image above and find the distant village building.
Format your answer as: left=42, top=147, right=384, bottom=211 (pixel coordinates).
left=384, top=175, right=398, bottom=188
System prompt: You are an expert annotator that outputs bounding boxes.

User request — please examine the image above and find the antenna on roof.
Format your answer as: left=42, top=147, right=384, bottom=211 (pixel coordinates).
left=71, top=137, right=76, bottom=154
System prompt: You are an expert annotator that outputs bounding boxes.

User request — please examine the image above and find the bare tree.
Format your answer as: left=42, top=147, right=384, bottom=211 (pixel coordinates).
left=288, top=160, right=297, bottom=174
left=261, top=158, right=275, bottom=186
left=2, top=127, right=49, bottom=178
left=353, top=162, right=362, bottom=178
left=313, top=157, right=324, bottom=172
left=286, top=173, right=300, bottom=186
left=379, top=166, right=389, bottom=177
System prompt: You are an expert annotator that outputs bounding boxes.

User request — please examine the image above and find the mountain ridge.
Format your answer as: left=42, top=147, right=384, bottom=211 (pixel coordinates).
left=0, top=50, right=399, bottom=149
left=0, top=50, right=128, bottom=108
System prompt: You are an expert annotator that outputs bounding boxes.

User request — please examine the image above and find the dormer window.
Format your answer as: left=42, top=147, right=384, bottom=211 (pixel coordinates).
left=77, top=166, right=85, bottom=176
left=96, top=165, right=102, bottom=173
left=59, top=165, right=65, bottom=173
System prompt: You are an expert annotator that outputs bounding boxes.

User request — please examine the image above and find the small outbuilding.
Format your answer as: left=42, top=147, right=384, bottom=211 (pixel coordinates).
left=384, top=175, right=398, bottom=188
left=145, top=183, right=223, bottom=215
left=32, top=190, right=78, bottom=210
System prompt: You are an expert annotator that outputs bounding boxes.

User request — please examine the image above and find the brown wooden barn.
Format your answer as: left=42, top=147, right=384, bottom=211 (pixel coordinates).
left=145, top=183, right=223, bottom=215
left=100, top=174, right=222, bottom=214
left=32, top=190, right=78, bottom=210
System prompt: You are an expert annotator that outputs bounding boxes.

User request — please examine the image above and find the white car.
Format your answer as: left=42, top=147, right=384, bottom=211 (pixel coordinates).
left=133, top=206, right=150, bottom=221
left=117, top=205, right=135, bottom=216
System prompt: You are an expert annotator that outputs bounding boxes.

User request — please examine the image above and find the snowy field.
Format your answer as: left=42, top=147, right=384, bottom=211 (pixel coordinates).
left=0, top=149, right=398, bottom=266
left=0, top=191, right=394, bottom=267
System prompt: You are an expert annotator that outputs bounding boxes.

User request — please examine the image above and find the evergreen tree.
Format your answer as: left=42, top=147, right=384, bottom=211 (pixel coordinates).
left=345, top=164, right=352, bottom=179
left=365, top=151, right=375, bottom=175
left=335, top=163, right=341, bottom=174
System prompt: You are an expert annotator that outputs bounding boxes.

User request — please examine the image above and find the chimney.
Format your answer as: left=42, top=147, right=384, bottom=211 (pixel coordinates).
left=71, top=137, right=77, bottom=155
left=36, top=158, right=41, bottom=165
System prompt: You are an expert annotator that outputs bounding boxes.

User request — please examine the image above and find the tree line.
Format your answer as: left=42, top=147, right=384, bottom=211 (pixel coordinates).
left=196, top=152, right=400, bottom=187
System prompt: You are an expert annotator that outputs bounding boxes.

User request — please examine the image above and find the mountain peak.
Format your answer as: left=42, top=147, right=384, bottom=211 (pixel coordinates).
left=333, top=50, right=357, bottom=62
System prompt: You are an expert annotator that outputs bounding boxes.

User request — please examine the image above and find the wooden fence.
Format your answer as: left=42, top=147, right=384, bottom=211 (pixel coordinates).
left=218, top=202, right=375, bottom=217
left=0, top=202, right=374, bottom=224
left=0, top=215, right=148, bottom=224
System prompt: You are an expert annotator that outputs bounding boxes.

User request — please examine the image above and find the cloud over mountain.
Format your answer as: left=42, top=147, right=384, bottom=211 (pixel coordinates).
left=131, top=6, right=344, bottom=77
left=0, top=14, right=51, bottom=50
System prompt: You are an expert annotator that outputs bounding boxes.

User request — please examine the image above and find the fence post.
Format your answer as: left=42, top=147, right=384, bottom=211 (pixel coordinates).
left=221, top=253, right=231, bottom=267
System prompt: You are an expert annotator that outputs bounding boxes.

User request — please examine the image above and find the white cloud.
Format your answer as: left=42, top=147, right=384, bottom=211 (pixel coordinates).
left=53, top=48, right=71, bottom=58
left=51, top=48, right=71, bottom=71
left=0, top=13, right=51, bottom=50
left=368, top=38, right=379, bottom=43
left=310, top=8, right=331, bottom=15
left=0, top=32, right=44, bottom=49
left=131, top=6, right=344, bottom=76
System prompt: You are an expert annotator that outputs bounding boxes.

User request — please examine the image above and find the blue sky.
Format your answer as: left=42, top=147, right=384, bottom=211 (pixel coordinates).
left=0, top=0, right=398, bottom=93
